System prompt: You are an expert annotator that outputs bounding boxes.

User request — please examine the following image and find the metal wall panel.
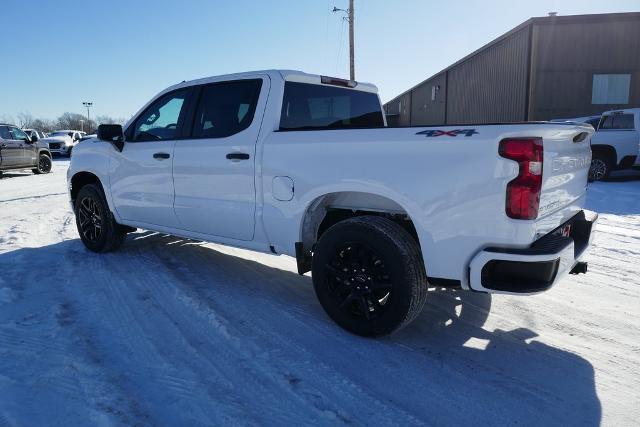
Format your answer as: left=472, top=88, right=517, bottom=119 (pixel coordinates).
left=392, top=92, right=412, bottom=126
left=383, top=92, right=412, bottom=126
left=530, top=17, right=640, bottom=120
left=446, top=27, right=530, bottom=124
left=410, top=72, right=447, bottom=125
left=383, top=101, right=400, bottom=127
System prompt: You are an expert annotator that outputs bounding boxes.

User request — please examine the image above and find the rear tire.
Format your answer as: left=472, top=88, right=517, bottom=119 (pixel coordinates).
left=311, top=216, right=428, bottom=337
left=32, top=154, right=52, bottom=174
left=589, top=151, right=612, bottom=182
left=74, top=184, right=126, bottom=252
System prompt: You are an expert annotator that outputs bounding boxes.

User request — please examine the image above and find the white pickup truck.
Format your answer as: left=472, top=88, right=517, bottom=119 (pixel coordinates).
left=554, top=109, right=640, bottom=180
left=588, top=109, right=640, bottom=180
left=67, top=70, right=597, bottom=336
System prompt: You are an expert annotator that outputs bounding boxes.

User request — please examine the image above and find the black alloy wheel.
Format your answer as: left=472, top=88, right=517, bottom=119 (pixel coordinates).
left=74, top=184, right=127, bottom=252
left=312, top=216, right=428, bottom=337
left=33, top=154, right=52, bottom=174
left=77, top=196, right=103, bottom=243
left=325, top=242, right=393, bottom=321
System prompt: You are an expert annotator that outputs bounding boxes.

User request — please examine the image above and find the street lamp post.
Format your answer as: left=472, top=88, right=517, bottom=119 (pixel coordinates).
left=82, top=102, right=93, bottom=131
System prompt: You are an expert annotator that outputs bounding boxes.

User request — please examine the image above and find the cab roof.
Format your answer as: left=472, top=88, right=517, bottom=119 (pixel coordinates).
left=171, top=70, right=379, bottom=94
left=601, top=108, right=640, bottom=115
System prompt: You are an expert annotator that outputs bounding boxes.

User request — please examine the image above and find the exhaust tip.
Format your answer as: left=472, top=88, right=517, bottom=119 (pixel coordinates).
left=569, top=262, right=588, bottom=275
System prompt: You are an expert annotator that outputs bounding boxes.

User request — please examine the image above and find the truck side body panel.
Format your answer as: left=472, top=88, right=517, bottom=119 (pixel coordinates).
left=261, top=123, right=592, bottom=286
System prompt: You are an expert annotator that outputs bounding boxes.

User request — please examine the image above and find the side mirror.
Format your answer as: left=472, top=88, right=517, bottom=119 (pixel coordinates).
left=97, top=124, right=125, bottom=152
left=31, top=134, right=39, bottom=142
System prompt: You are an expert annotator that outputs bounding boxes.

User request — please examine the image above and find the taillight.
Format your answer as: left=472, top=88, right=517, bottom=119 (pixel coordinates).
left=499, top=138, right=543, bottom=220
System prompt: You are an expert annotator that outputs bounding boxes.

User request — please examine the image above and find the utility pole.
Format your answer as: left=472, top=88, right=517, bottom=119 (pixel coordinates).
left=348, top=0, right=354, bottom=81
left=333, top=1, right=355, bottom=80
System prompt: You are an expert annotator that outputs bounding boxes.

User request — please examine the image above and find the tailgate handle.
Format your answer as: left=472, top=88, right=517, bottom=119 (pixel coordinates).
left=573, top=132, right=589, bottom=143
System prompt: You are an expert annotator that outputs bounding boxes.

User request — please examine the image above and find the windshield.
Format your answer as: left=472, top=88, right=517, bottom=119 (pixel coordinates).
left=50, top=132, right=70, bottom=137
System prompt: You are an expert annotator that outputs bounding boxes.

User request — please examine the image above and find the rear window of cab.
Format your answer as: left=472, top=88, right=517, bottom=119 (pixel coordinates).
left=279, top=81, right=384, bottom=131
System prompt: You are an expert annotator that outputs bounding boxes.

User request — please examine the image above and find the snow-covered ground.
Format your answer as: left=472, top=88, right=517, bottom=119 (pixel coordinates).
left=0, top=159, right=638, bottom=426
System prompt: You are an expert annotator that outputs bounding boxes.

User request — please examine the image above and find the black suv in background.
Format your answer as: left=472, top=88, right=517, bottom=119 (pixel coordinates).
left=0, top=124, right=52, bottom=176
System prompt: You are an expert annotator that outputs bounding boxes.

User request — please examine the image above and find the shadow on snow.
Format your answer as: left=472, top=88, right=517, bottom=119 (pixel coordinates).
left=0, top=232, right=601, bottom=425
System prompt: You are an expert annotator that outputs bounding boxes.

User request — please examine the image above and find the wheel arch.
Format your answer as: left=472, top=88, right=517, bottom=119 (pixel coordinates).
left=38, top=148, right=52, bottom=159
left=590, top=144, right=617, bottom=165
left=296, top=191, right=423, bottom=274
left=70, top=171, right=107, bottom=206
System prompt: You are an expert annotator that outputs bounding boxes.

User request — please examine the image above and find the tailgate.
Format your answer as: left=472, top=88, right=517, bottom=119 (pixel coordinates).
left=536, top=124, right=593, bottom=234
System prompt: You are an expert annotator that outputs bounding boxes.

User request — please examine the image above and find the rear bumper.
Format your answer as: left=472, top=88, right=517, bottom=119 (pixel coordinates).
left=468, top=210, right=598, bottom=294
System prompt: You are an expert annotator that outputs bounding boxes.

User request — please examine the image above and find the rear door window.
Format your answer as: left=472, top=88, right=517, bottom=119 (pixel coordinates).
left=191, top=79, right=262, bottom=139
left=0, top=126, right=11, bottom=140
left=279, top=81, right=384, bottom=130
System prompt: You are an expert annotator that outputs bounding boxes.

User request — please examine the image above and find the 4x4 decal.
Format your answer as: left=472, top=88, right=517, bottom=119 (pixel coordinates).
left=416, top=129, right=478, bottom=137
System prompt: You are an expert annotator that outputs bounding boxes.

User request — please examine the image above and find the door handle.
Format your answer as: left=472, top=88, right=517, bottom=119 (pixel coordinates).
left=226, top=152, right=250, bottom=161
left=153, top=152, right=171, bottom=160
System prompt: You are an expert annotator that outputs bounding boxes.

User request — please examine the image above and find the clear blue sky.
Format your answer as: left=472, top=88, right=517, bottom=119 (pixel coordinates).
left=1, top=0, right=638, bottom=122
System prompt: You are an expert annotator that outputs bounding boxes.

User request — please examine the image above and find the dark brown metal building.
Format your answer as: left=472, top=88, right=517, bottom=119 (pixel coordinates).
left=383, top=12, right=640, bottom=126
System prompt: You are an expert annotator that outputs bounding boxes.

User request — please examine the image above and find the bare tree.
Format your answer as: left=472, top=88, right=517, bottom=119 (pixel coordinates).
left=95, top=115, right=128, bottom=126
left=16, top=111, right=35, bottom=128
left=2, top=112, right=128, bottom=134
left=56, top=112, right=96, bottom=133
left=30, top=118, right=57, bottom=133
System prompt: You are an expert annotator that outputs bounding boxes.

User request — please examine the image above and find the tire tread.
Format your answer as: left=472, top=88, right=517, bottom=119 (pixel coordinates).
left=75, top=184, right=127, bottom=253
left=313, top=215, right=428, bottom=336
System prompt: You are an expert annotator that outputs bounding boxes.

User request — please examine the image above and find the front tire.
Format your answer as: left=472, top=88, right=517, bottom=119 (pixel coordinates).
left=74, top=184, right=126, bottom=252
left=32, top=154, right=52, bottom=174
left=312, top=216, right=428, bottom=337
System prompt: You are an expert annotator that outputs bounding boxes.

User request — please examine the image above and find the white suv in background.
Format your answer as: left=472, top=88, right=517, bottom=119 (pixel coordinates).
left=40, top=130, right=86, bottom=156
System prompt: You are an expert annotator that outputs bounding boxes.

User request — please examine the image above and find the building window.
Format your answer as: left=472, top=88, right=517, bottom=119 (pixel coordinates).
left=431, top=85, right=440, bottom=101
left=592, top=74, right=631, bottom=104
